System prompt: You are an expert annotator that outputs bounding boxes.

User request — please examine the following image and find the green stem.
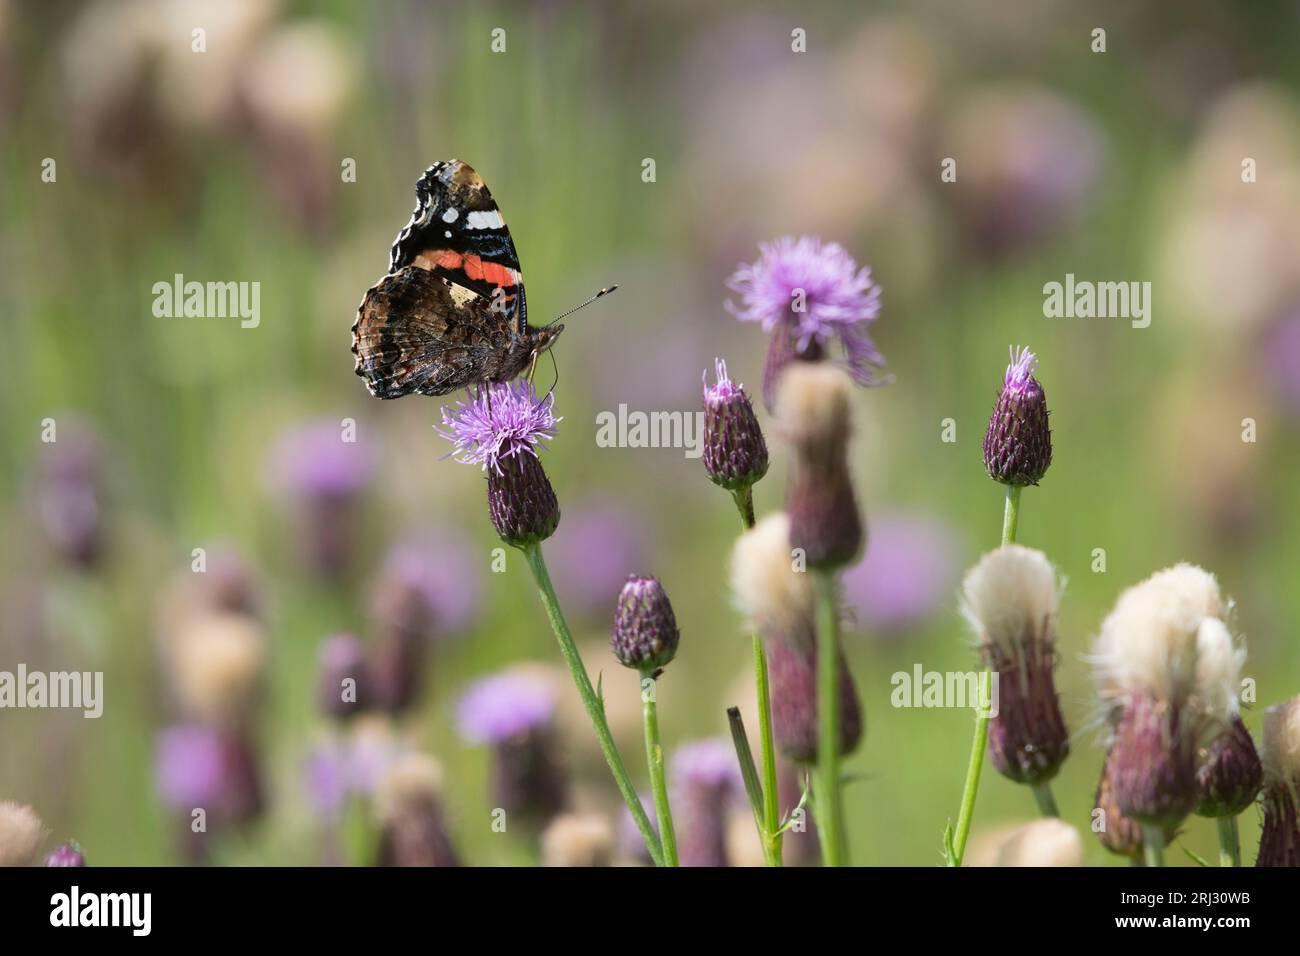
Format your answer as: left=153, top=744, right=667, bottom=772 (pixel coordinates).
left=521, top=543, right=664, bottom=866
left=1216, top=815, right=1240, bottom=867
left=730, top=484, right=783, bottom=866
left=1142, top=825, right=1165, bottom=867
left=1001, top=484, right=1022, bottom=546
left=1032, top=782, right=1060, bottom=818
left=949, top=484, right=1023, bottom=866
left=814, top=569, right=846, bottom=866
left=640, top=672, right=678, bottom=866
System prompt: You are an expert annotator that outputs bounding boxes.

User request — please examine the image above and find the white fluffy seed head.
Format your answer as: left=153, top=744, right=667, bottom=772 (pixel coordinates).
left=374, top=752, right=444, bottom=823
left=993, top=818, right=1085, bottom=867
left=540, top=813, right=614, bottom=867
left=170, top=612, right=266, bottom=726
left=730, top=512, right=815, bottom=643
left=1094, top=563, right=1243, bottom=738
left=1262, top=696, right=1300, bottom=786
left=960, top=544, right=1059, bottom=656
left=775, top=363, right=853, bottom=450
left=0, top=800, right=46, bottom=867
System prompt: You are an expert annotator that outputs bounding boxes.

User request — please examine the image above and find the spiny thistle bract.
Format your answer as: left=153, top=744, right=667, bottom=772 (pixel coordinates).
left=612, top=575, right=680, bottom=672
left=702, top=359, right=769, bottom=492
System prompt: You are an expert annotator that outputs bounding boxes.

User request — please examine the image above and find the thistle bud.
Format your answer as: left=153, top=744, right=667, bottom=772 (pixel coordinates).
left=375, top=753, right=460, bottom=867
left=45, top=842, right=87, bottom=867
left=0, top=801, right=45, bottom=867
left=703, top=359, right=769, bottom=492
left=540, top=813, right=614, bottom=867
left=983, top=346, right=1052, bottom=486
left=487, top=452, right=560, bottom=548
left=961, top=545, right=1069, bottom=785
left=777, top=364, right=863, bottom=569
left=316, top=632, right=370, bottom=720
left=612, top=575, right=680, bottom=672
left=1257, top=696, right=1300, bottom=867
left=765, top=635, right=863, bottom=764
left=1195, top=716, right=1263, bottom=818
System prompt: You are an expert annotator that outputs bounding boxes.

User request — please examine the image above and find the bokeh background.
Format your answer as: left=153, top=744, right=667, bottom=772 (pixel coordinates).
left=3, top=0, right=1300, bottom=866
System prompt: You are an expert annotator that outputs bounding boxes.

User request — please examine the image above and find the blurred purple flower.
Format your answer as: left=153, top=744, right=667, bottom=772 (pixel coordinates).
left=545, top=503, right=648, bottom=617
left=671, top=738, right=742, bottom=867
left=842, top=511, right=962, bottom=635
left=377, top=531, right=484, bottom=635
left=45, top=843, right=87, bottom=867
left=726, top=236, right=886, bottom=400
left=457, top=671, right=556, bottom=744
left=270, top=420, right=375, bottom=499
left=436, top=380, right=560, bottom=474
left=36, top=420, right=106, bottom=568
left=304, top=745, right=350, bottom=819
left=671, top=738, right=743, bottom=792
left=1264, top=310, right=1300, bottom=415
left=155, top=725, right=227, bottom=810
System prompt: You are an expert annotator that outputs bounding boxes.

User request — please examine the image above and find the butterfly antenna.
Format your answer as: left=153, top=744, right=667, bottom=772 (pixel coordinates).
left=546, top=348, right=560, bottom=396
left=548, top=285, right=618, bottom=326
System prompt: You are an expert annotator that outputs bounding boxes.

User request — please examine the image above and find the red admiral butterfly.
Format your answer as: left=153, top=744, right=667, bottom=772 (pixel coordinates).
left=353, top=160, right=565, bottom=398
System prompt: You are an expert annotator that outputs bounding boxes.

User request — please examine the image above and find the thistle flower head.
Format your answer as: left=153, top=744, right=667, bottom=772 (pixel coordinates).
left=961, top=544, right=1069, bottom=784
left=726, top=237, right=883, bottom=366
left=672, top=739, right=742, bottom=866
left=0, top=801, right=46, bottom=867
left=540, top=813, right=615, bottom=867
left=765, top=631, right=863, bottom=764
left=436, top=380, right=560, bottom=476
left=1258, top=696, right=1300, bottom=866
left=373, top=752, right=460, bottom=867
left=612, top=575, right=681, bottom=672
left=1093, top=563, right=1239, bottom=827
left=961, top=545, right=1059, bottom=659
left=271, top=419, right=375, bottom=499
left=316, top=632, right=369, bottom=720
left=730, top=512, right=816, bottom=646
left=1094, top=563, right=1237, bottom=723
left=376, top=531, right=484, bottom=636
left=992, top=819, right=1084, bottom=867
left=456, top=671, right=556, bottom=744
left=169, top=612, right=267, bottom=727
left=45, top=842, right=86, bottom=867
left=777, top=364, right=863, bottom=569
left=1262, top=696, right=1300, bottom=788
left=1195, top=716, right=1263, bottom=818
left=983, top=345, right=1052, bottom=486
left=702, top=359, right=769, bottom=492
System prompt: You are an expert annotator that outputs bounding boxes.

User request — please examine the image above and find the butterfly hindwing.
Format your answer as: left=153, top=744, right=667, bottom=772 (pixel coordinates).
left=351, top=267, right=514, bottom=398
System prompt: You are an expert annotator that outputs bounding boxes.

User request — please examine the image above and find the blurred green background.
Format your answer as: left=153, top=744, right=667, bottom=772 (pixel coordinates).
left=3, top=0, right=1300, bottom=866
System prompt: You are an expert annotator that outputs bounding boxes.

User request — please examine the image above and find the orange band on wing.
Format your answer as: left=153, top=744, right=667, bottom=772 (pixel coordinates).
left=414, top=249, right=520, bottom=293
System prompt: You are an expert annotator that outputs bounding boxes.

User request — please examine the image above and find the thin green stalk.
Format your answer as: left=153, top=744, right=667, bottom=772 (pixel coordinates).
left=814, top=569, right=846, bottom=866
left=949, top=483, right=1023, bottom=866
left=1032, top=782, right=1060, bottom=818
left=640, top=673, right=678, bottom=866
left=1001, top=484, right=1021, bottom=545
left=521, top=543, right=665, bottom=866
left=1216, top=815, right=1241, bottom=867
left=731, top=485, right=783, bottom=866
left=1143, top=825, right=1165, bottom=867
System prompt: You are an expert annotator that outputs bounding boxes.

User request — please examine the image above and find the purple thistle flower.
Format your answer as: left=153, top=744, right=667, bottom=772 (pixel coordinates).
left=155, top=724, right=227, bottom=811
left=671, top=739, right=743, bottom=867
left=436, top=380, right=560, bottom=475
left=842, top=512, right=962, bottom=635
left=458, top=670, right=568, bottom=825
left=35, top=419, right=106, bottom=568
left=457, top=672, right=556, bottom=744
left=45, top=842, right=86, bottom=867
left=726, top=236, right=886, bottom=406
left=545, top=503, right=648, bottom=619
left=377, top=531, right=484, bottom=636
left=270, top=419, right=375, bottom=500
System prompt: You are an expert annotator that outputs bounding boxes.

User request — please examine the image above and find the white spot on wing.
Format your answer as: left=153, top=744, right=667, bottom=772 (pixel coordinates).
left=466, top=210, right=504, bottom=230
left=441, top=208, right=459, bottom=222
